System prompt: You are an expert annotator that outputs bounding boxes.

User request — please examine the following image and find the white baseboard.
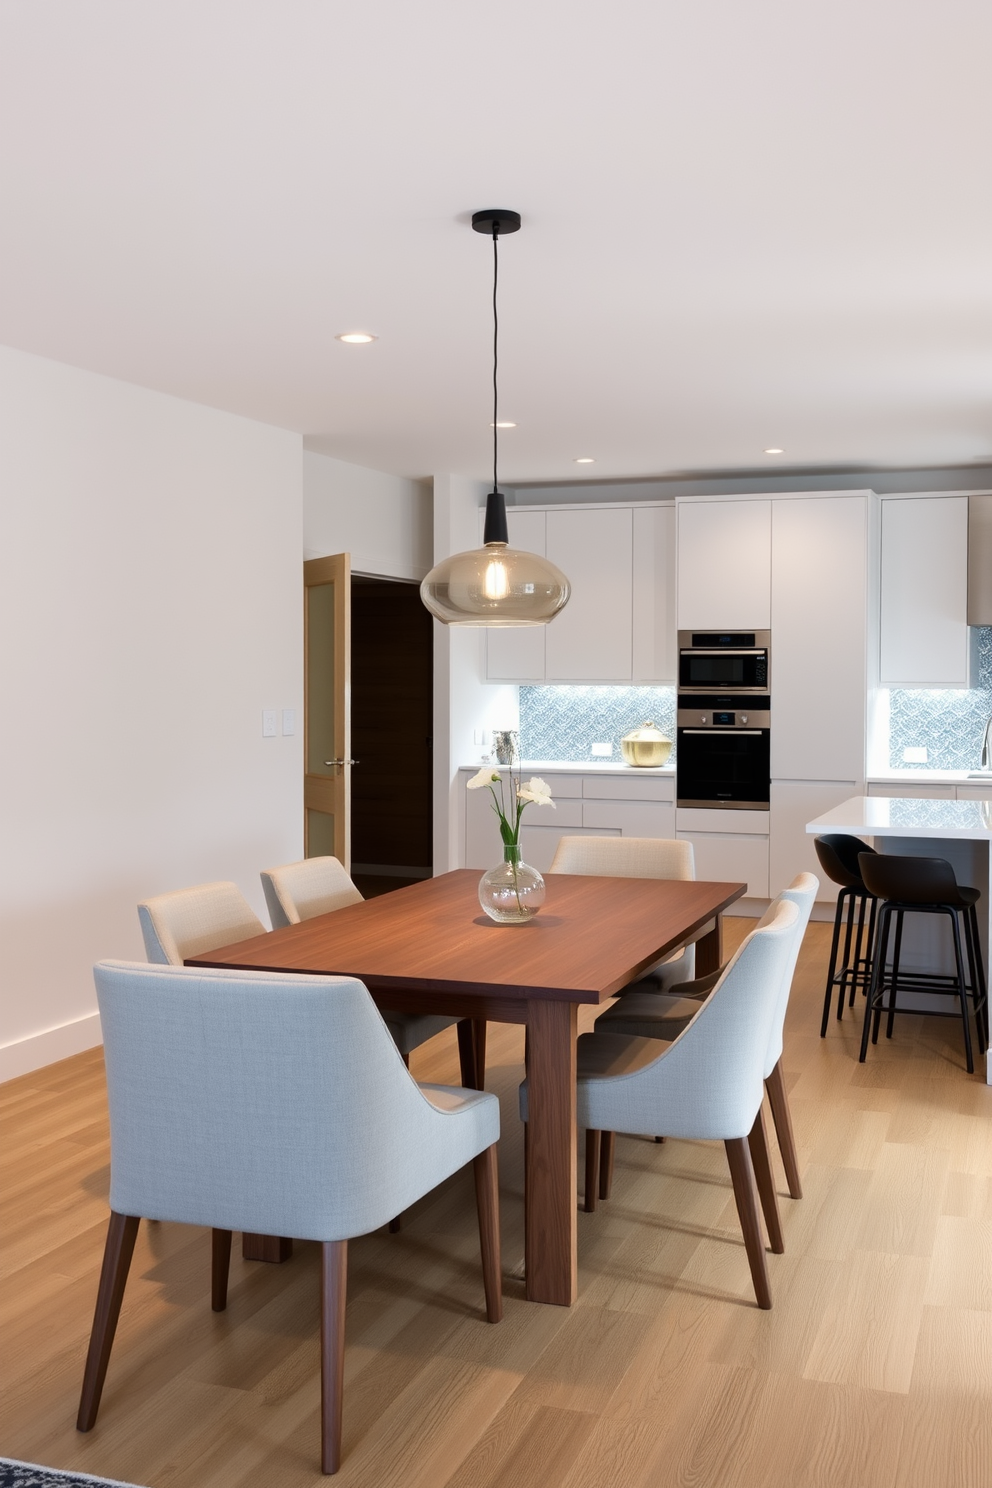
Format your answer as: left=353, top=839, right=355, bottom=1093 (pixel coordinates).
left=0, top=1012, right=103, bottom=1084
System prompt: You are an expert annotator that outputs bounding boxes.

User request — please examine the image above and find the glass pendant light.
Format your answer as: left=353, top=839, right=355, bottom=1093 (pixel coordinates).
left=421, top=210, right=571, bottom=627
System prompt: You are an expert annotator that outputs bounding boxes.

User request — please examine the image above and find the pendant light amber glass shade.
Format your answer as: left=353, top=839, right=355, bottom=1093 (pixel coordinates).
left=420, top=540, right=570, bottom=626
left=421, top=209, right=571, bottom=627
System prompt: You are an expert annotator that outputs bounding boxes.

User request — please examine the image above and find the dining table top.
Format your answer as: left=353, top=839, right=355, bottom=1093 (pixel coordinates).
left=187, top=868, right=748, bottom=1002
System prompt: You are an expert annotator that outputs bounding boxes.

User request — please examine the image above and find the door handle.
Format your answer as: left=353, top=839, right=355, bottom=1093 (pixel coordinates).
left=324, top=759, right=359, bottom=767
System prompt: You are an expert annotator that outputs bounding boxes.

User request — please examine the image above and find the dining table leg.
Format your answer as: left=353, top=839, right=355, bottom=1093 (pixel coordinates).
left=524, top=998, right=579, bottom=1306
left=695, top=914, right=725, bottom=977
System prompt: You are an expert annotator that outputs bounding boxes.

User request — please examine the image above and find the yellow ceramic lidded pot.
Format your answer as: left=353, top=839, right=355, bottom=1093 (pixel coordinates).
left=620, top=721, right=673, bottom=768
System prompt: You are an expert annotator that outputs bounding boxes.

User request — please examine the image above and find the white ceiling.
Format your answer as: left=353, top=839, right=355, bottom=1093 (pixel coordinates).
left=1, top=1, right=990, bottom=483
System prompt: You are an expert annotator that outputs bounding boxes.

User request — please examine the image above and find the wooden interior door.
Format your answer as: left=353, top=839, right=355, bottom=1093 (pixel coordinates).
left=304, top=553, right=351, bottom=867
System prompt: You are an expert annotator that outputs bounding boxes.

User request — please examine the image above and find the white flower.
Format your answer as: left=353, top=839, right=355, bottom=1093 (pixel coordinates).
left=467, top=766, right=501, bottom=790
left=517, top=776, right=555, bottom=808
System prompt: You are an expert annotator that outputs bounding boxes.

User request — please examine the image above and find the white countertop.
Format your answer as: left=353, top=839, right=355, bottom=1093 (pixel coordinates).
left=867, top=771, right=992, bottom=784
left=459, top=760, right=675, bottom=776
left=807, top=794, right=992, bottom=840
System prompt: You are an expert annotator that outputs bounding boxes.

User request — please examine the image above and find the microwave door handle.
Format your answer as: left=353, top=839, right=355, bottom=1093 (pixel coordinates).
left=681, top=729, right=765, bottom=735
left=680, top=649, right=766, bottom=656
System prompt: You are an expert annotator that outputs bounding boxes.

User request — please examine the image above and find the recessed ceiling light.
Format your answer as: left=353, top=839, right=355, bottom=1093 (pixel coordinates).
left=490, top=421, right=517, bottom=428
left=335, top=331, right=377, bottom=344
left=574, top=457, right=595, bottom=464
left=763, top=447, right=784, bottom=455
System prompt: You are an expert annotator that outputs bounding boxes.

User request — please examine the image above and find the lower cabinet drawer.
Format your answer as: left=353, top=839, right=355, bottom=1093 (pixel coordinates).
left=522, top=824, right=617, bottom=873
left=582, top=774, right=674, bottom=802
left=582, top=800, right=675, bottom=836
left=676, top=830, right=770, bottom=898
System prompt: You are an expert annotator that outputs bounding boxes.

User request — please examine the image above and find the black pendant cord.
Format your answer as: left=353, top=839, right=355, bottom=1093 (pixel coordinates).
left=492, top=225, right=499, bottom=494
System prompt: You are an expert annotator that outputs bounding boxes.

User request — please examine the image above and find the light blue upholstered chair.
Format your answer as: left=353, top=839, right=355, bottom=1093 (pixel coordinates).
left=596, top=872, right=818, bottom=1201
left=261, top=856, right=485, bottom=1089
left=520, top=899, right=800, bottom=1309
left=77, top=961, right=502, bottom=1474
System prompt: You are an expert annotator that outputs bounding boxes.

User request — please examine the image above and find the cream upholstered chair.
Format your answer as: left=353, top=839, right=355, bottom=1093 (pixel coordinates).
left=138, top=880, right=266, bottom=966
left=78, top=960, right=502, bottom=1475
left=520, top=899, right=801, bottom=1309
left=261, top=855, right=364, bottom=926
left=548, top=836, right=698, bottom=990
left=596, top=873, right=818, bottom=1203
left=260, top=857, right=483, bottom=1088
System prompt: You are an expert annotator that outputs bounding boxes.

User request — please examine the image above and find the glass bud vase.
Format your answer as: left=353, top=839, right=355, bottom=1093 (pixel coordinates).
left=479, top=844, right=546, bottom=924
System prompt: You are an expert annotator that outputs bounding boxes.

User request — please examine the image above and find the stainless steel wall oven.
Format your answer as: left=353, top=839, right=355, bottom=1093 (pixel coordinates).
left=676, top=633, right=771, bottom=810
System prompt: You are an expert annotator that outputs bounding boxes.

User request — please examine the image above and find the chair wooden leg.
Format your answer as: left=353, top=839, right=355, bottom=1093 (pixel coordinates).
left=724, top=1138, right=772, bottom=1309
left=598, top=1131, right=616, bottom=1200
left=211, top=1228, right=232, bottom=1311
left=747, top=1109, right=784, bottom=1255
left=387, top=1215, right=402, bottom=1233
left=765, top=1059, right=802, bottom=1200
left=473, top=1144, right=503, bottom=1323
left=77, top=1211, right=140, bottom=1431
left=584, top=1129, right=601, bottom=1212
left=320, top=1240, right=348, bottom=1475
left=457, top=1018, right=488, bottom=1090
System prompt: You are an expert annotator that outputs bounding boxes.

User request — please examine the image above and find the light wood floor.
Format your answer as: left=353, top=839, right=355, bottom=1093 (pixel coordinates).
left=5, top=919, right=992, bottom=1487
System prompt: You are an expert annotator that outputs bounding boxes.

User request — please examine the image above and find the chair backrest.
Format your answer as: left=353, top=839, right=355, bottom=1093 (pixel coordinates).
left=261, top=856, right=363, bottom=929
left=94, top=960, right=469, bottom=1241
left=137, top=881, right=265, bottom=965
left=549, top=835, right=695, bottom=881
left=599, top=899, right=800, bottom=1142
left=858, top=851, right=961, bottom=905
left=814, top=833, right=876, bottom=890
left=755, top=871, right=818, bottom=1074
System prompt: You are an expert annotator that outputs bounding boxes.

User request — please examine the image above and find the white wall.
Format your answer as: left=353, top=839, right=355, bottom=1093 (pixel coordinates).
left=0, top=345, right=303, bottom=1080
left=303, top=449, right=432, bottom=580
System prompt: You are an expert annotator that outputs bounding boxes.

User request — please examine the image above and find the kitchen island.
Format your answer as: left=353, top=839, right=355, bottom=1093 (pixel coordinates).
left=806, top=794, right=992, bottom=1081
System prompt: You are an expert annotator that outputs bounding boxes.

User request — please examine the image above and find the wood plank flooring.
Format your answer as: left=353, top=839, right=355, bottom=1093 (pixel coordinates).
left=4, top=919, right=992, bottom=1487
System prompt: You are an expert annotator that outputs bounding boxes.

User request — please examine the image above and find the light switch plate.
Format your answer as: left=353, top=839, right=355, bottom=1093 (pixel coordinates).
left=262, top=709, right=277, bottom=738
left=903, top=746, right=928, bottom=763
left=591, top=742, right=613, bottom=757
left=282, top=708, right=295, bottom=736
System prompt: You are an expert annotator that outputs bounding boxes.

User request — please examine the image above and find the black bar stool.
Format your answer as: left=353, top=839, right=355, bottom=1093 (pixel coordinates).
left=857, top=853, right=989, bottom=1073
left=814, top=834, right=878, bottom=1037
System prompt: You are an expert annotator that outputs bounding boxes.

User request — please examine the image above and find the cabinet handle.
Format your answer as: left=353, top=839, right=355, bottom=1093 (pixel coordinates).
left=324, top=758, right=359, bottom=767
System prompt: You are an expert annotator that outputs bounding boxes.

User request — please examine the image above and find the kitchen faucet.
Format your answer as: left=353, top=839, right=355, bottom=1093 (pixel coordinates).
left=982, top=715, right=992, bottom=771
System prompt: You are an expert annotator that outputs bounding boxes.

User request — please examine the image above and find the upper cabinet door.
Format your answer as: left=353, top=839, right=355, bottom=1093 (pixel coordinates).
left=676, top=500, right=772, bottom=630
left=485, top=509, right=547, bottom=682
left=545, top=508, right=633, bottom=681
left=771, top=495, right=868, bottom=781
left=632, top=506, right=676, bottom=682
left=880, top=496, right=972, bottom=687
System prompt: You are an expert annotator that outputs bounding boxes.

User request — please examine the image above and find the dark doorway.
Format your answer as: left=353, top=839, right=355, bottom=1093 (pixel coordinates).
left=350, top=577, right=433, bottom=898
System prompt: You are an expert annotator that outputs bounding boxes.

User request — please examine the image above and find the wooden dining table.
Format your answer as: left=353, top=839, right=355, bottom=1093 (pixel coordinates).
left=187, top=868, right=746, bottom=1306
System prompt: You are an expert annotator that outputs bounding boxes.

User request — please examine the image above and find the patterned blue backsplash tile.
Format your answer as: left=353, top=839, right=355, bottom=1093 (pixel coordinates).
left=519, top=685, right=677, bottom=763
left=888, top=627, right=992, bottom=771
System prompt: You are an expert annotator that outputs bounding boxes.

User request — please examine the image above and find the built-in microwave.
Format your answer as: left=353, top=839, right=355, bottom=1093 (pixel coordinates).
left=677, top=630, right=770, bottom=694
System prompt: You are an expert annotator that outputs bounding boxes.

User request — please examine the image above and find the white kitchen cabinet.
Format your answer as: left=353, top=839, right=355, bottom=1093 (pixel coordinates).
left=545, top=507, right=633, bottom=681
left=676, top=499, right=771, bottom=631
left=676, top=828, right=769, bottom=898
left=879, top=496, right=973, bottom=687
left=771, top=495, right=870, bottom=782
left=485, top=509, right=547, bottom=682
left=769, top=779, right=864, bottom=901
left=632, top=505, right=677, bottom=681
left=462, top=767, right=676, bottom=870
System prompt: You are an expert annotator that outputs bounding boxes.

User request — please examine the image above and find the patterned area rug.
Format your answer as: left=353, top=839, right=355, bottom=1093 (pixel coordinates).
left=0, top=1462, right=147, bottom=1488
